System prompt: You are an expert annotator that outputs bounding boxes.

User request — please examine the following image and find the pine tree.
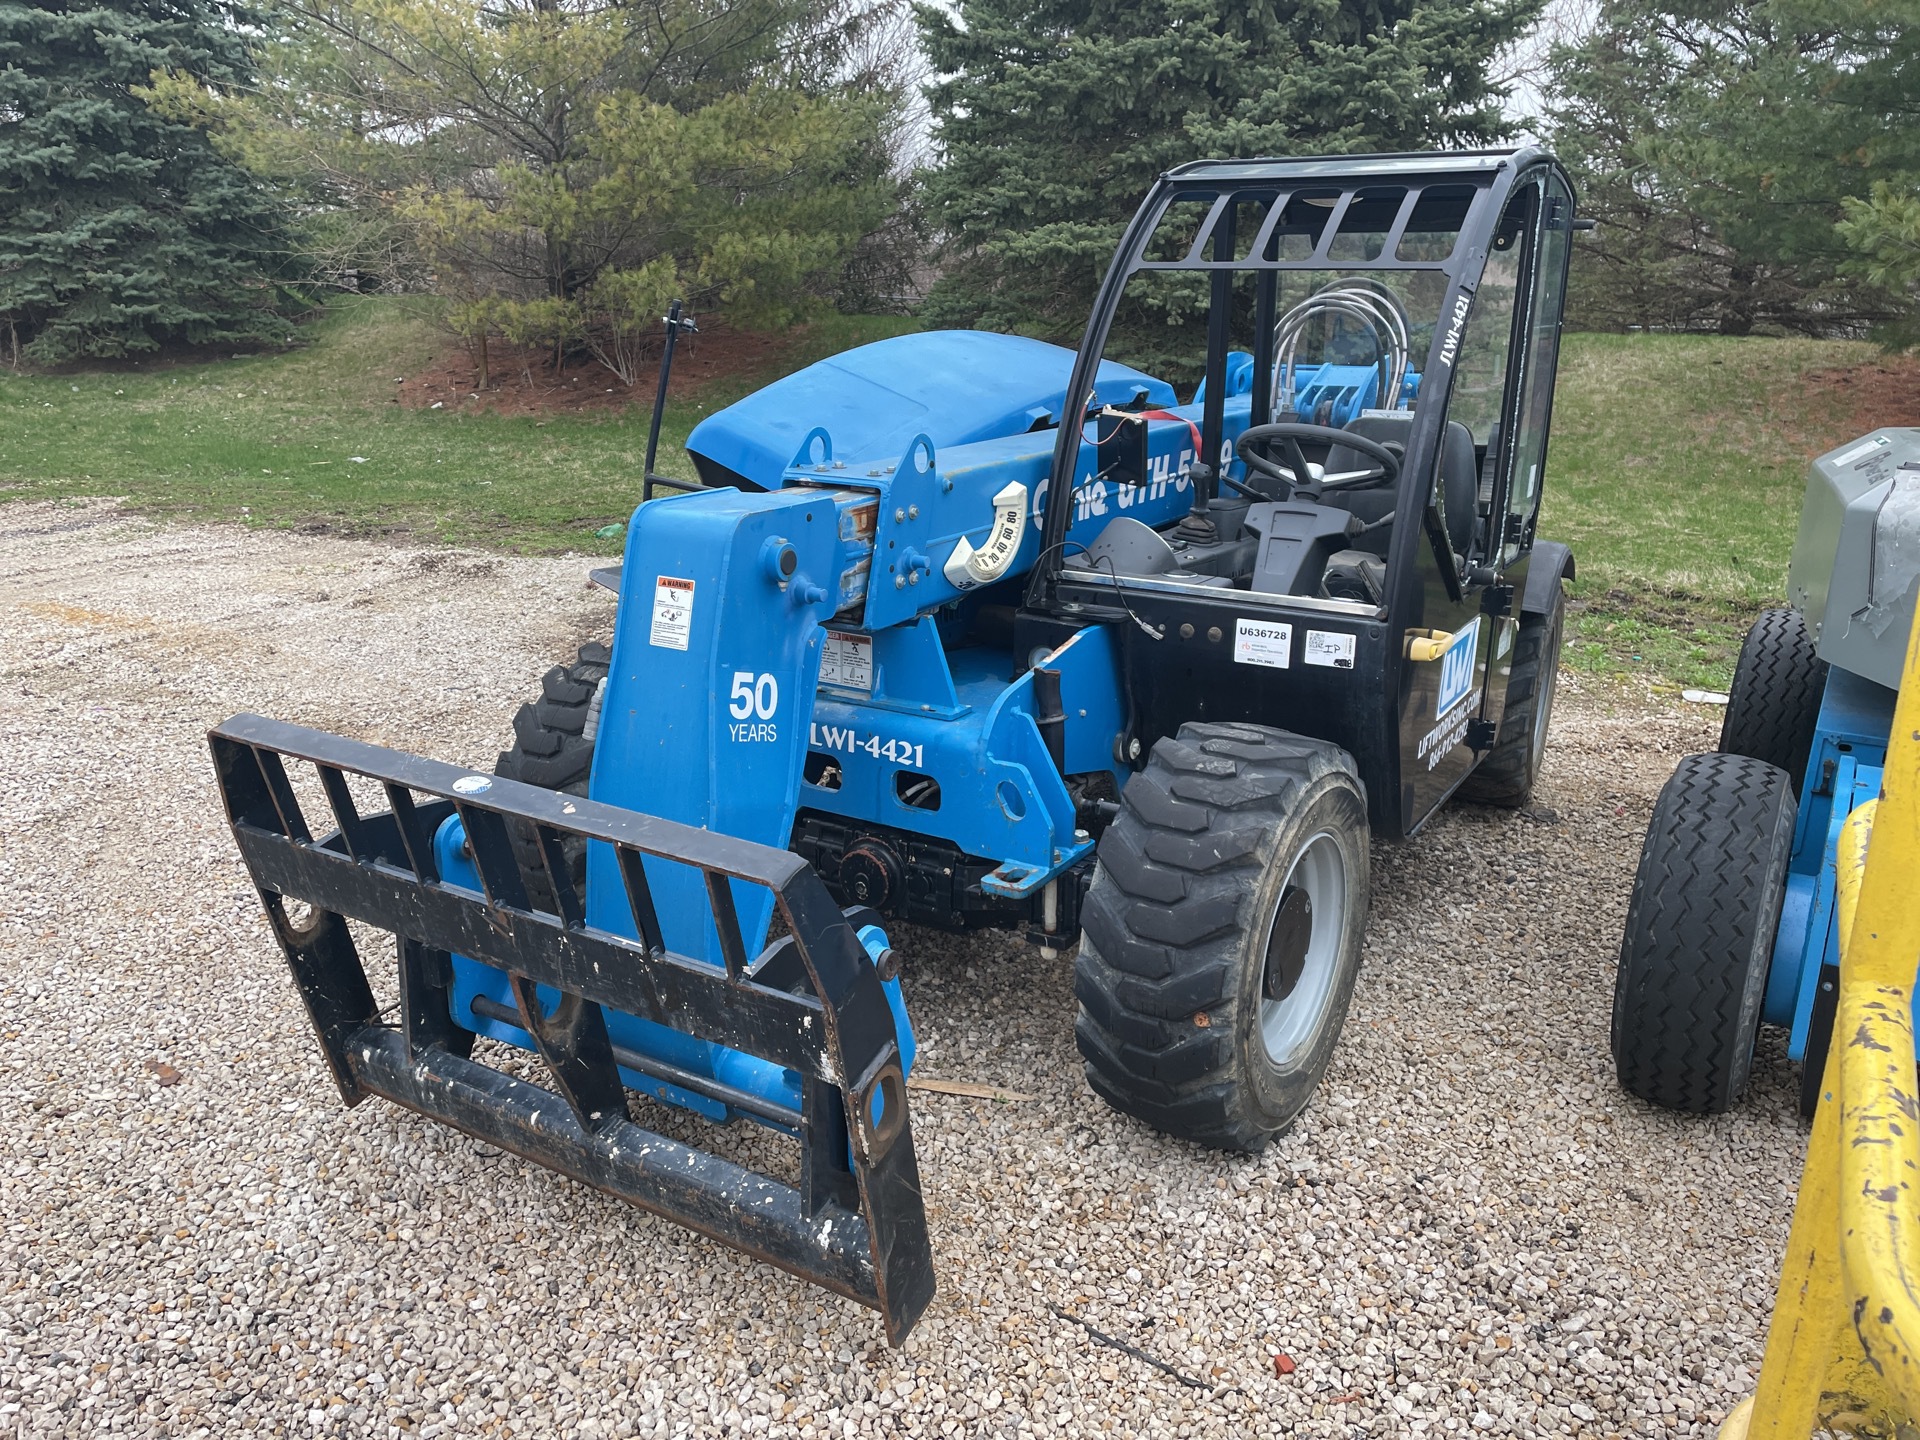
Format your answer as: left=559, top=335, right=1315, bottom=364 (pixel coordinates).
left=1787, top=0, right=1920, bottom=340
left=1545, top=0, right=1912, bottom=336
left=170, top=0, right=915, bottom=384
left=915, top=0, right=1543, bottom=346
left=0, top=0, right=287, bottom=362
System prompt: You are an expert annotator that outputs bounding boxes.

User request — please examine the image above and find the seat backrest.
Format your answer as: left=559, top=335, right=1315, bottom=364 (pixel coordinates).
left=1326, top=412, right=1478, bottom=557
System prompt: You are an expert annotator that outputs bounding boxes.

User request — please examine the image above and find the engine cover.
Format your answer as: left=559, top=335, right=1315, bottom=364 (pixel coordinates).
left=1787, top=428, right=1920, bottom=690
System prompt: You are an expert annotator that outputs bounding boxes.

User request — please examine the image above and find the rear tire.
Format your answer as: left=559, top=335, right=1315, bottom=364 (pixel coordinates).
left=1720, top=608, right=1826, bottom=793
left=1461, top=584, right=1566, bottom=807
left=495, top=642, right=611, bottom=910
left=1611, top=753, right=1796, bottom=1113
left=1074, top=723, right=1370, bottom=1152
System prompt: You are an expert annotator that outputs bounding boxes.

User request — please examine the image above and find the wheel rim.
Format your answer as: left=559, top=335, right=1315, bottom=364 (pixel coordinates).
left=1259, top=831, right=1348, bottom=1068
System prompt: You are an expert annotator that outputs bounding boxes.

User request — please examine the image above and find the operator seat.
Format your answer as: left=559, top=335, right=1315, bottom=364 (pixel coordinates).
left=1325, top=412, right=1479, bottom=558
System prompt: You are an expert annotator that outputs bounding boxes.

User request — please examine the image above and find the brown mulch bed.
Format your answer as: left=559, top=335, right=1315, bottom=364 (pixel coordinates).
left=1800, top=352, right=1920, bottom=437
left=394, top=324, right=790, bottom=418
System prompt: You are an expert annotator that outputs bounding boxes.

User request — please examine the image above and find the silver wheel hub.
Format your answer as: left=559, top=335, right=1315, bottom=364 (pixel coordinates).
left=1259, top=831, right=1347, bottom=1068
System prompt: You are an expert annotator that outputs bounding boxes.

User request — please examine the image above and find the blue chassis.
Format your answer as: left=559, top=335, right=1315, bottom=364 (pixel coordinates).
left=1763, top=666, right=1900, bottom=1054
left=427, top=339, right=1407, bottom=1129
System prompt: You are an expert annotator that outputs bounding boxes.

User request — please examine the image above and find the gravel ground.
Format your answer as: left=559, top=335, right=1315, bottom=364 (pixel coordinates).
left=0, top=499, right=1810, bottom=1440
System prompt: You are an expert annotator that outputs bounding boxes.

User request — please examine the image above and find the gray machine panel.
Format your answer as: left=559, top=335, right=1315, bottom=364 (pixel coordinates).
left=1786, top=427, right=1920, bottom=691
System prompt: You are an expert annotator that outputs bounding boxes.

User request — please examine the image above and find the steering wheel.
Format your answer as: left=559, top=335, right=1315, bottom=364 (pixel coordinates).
left=1235, top=422, right=1402, bottom=500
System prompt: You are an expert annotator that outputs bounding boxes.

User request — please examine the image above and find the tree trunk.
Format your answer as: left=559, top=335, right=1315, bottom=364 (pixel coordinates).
left=475, top=327, right=489, bottom=391
left=546, top=224, right=569, bottom=301
left=1721, top=261, right=1757, bottom=337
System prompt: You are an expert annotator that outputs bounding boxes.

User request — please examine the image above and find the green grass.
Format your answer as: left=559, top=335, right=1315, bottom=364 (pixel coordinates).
left=0, top=298, right=920, bottom=551
left=0, top=306, right=1887, bottom=687
left=1541, top=331, right=1875, bottom=689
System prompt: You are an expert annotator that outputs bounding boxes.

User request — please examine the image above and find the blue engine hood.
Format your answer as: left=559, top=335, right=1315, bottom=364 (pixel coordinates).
left=685, top=330, right=1177, bottom=490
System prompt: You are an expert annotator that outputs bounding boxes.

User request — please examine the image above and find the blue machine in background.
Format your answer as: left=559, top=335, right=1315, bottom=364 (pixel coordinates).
left=1613, top=427, right=1920, bottom=1117
left=1763, top=670, right=1893, bottom=1085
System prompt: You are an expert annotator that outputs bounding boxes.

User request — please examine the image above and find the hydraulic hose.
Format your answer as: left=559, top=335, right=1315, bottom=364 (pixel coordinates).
left=1270, top=280, right=1412, bottom=419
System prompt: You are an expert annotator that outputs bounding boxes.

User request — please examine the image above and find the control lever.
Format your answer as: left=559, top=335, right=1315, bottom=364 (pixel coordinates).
left=1172, top=461, right=1219, bottom=545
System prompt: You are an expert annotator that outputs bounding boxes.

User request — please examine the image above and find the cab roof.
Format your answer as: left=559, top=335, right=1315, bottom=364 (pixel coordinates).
left=1164, top=149, right=1540, bottom=186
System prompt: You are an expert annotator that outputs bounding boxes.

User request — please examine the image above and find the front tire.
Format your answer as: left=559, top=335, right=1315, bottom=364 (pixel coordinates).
left=1611, top=753, right=1796, bottom=1113
left=1075, top=723, right=1370, bottom=1152
left=495, top=642, right=610, bottom=910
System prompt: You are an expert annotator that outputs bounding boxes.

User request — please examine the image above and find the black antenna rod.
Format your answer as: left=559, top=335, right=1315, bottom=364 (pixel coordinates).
left=642, top=300, right=700, bottom=503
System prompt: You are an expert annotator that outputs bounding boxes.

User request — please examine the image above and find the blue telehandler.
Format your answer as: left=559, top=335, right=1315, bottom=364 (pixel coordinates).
left=211, top=148, right=1581, bottom=1342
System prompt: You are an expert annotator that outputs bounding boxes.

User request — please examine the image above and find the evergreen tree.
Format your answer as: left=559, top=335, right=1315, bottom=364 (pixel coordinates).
left=1545, top=0, right=1912, bottom=336
left=1790, top=0, right=1920, bottom=341
left=915, top=0, right=1543, bottom=345
left=0, top=0, right=287, bottom=362
left=164, top=0, right=915, bottom=384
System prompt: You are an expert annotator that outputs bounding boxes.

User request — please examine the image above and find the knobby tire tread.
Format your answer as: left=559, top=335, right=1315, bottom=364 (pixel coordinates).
left=1076, top=723, right=1368, bottom=1152
left=494, top=643, right=611, bottom=911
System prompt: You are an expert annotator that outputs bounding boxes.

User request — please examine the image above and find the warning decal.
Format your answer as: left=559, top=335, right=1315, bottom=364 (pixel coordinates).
left=649, top=575, right=695, bottom=651
left=819, top=630, right=874, bottom=692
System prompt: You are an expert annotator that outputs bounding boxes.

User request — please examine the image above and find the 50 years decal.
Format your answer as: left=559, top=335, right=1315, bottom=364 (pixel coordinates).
left=727, top=670, right=780, bottom=742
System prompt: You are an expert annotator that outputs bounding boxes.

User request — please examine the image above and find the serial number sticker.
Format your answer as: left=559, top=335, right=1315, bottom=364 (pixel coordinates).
left=1303, top=630, right=1355, bottom=669
left=1233, top=618, right=1293, bottom=669
left=819, top=630, right=874, bottom=693
left=649, top=575, right=695, bottom=651
left=1832, top=434, right=1891, bottom=468
left=808, top=723, right=925, bottom=769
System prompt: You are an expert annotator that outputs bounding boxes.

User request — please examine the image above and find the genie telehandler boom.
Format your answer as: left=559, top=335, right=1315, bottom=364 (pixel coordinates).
left=212, top=149, right=1579, bottom=1342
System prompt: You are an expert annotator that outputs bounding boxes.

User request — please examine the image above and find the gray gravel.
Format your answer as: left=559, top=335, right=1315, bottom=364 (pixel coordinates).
left=0, top=499, right=1808, bottom=1438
